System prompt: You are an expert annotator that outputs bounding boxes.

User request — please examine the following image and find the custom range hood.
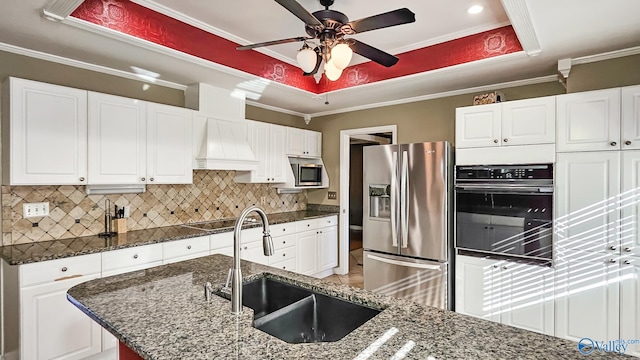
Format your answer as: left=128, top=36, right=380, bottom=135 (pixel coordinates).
left=187, top=83, right=258, bottom=171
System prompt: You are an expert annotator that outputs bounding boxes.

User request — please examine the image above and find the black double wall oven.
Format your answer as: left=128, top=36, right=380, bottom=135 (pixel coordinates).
left=454, top=164, right=553, bottom=263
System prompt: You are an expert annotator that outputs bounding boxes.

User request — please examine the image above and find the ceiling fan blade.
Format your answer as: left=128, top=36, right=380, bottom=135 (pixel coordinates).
left=274, top=0, right=324, bottom=28
left=341, top=8, right=415, bottom=35
left=237, top=37, right=308, bottom=50
left=350, top=40, right=398, bottom=67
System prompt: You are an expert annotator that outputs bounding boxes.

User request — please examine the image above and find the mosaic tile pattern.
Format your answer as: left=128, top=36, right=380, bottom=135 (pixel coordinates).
left=2, top=170, right=306, bottom=245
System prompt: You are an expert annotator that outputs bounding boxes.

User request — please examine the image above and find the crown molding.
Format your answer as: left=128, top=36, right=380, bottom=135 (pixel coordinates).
left=500, top=0, right=541, bottom=56
left=0, top=41, right=188, bottom=90
left=571, top=45, right=640, bottom=65
left=246, top=100, right=306, bottom=118
left=309, top=74, right=557, bottom=118
left=41, top=0, right=84, bottom=21
left=129, top=0, right=298, bottom=66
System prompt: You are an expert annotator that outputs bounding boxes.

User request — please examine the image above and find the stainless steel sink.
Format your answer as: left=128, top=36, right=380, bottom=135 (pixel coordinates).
left=235, top=277, right=381, bottom=343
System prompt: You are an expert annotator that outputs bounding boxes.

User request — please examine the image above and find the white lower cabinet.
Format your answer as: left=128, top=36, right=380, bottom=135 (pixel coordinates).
left=455, top=255, right=554, bottom=335
left=621, top=256, right=640, bottom=357
left=295, top=216, right=338, bottom=277
left=317, top=225, right=338, bottom=272
left=162, top=235, right=210, bottom=264
left=297, top=230, right=319, bottom=275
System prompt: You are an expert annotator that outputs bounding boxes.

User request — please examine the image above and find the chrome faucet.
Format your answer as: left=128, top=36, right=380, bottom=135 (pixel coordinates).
left=227, top=206, right=274, bottom=314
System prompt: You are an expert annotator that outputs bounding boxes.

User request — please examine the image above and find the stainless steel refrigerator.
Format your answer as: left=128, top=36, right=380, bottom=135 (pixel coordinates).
left=363, top=141, right=453, bottom=310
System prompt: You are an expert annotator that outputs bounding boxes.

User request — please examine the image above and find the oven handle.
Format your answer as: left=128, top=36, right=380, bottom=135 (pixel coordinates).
left=455, top=185, right=553, bottom=193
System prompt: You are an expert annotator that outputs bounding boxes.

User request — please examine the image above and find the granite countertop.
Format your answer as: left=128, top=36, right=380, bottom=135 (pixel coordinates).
left=0, top=210, right=338, bottom=265
left=67, top=255, right=625, bottom=360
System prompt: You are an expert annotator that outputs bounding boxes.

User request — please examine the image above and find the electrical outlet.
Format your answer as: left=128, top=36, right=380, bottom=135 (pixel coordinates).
left=260, top=196, right=266, bottom=205
left=123, top=206, right=131, bottom=218
left=23, top=202, right=50, bottom=218
left=327, top=191, right=337, bottom=200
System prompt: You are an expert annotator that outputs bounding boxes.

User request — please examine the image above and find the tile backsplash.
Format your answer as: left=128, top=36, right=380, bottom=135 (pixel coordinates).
left=2, top=170, right=306, bottom=245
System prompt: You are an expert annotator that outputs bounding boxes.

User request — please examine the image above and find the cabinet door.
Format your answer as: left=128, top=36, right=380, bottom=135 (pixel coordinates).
left=286, top=127, right=305, bottom=156
left=305, top=130, right=322, bottom=157
left=146, top=103, right=193, bottom=184
left=455, top=104, right=501, bottom=148
left=88, top=92, right=146, bottom=184
left=21, top=275, right=102, bottom=360
left=555, top=252, right=620, bottom=343
left=270, top=125, right=287, bottom=182
left=622, top=151, right=640, bottom=257
left=501, top=96, right=555, bottom=146
left=556, top=88, right=621, bottom=152
left=556, top=152, right=620, bottom=254
left=454, top=255, right=500, bottom=322
left=499, top=262, right=554, bottom=336
left=620, top=256, right=640, bottom=357
left=622, top=85, right=640, bottom=150
left=317, top=225, right=338, bottom=271
left=250, top=121, right=270, bottom=182
left=297, top=230, right=318, bottom=275
left=5, top=78, right=88, bottom=185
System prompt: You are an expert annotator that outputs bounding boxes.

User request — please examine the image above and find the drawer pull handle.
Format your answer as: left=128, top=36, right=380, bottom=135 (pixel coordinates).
left=243, top=246, right=247, bottom=250
left=502, top=265, right=508, bottom=270
left=61, top=267, right=68, bottom=272
left=307, top=224, right=310, bottom=227
left=150, top=178, right=154, bottom=182
left=503, top=138, right=508, bottom=143
left=493, top=265, right=498, bottom=269
left=79, top=177, right=85, bottom=182
left=624, top=247, right=632, bottom=252
left=609, top=245, right=617, bottom=251
left=187, top=245, right=192, bottom=250
left=54, top=274, right=83, bottom=282
left=609, top=258, right=617, bottom=264
left=624, top=260, right=633, bottom=265
left=283, top=253, right=286, bottom=257
left=610, top=141, right=617, bottom=147
left=493, top=139, right=498, bottom=144
left=133, top=254, right=139, bottom=259
left=282, top=241, right=286, bottom=244
left=141, top=177, right=146, bottom=182
left=626, top=141, right=632, bottom=146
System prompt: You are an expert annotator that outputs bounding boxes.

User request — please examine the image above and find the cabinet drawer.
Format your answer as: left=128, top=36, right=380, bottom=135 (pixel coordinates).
left=296, top=219, right=318, bottom=232
left=210, top=231, right=233, bottom=251
left=269, top=258, right=297, bottom=272
left=270, top=222, right=295, bottom=237
left=163, top=236, right=210, bottom=264
left=269, top=246, right=296, bottom=264
left=274, top=234, right=297, bottom=251
left=20, top=253, right=101, bottom=287
left=102, top=243, right=163, bottom=276
left=318, top=215, right=338, bottom=228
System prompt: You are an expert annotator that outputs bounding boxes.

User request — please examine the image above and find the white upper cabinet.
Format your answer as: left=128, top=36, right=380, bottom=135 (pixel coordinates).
left=622, top=85, right=640, bottom=150
left=88, top=92, right=147, bottom=184
left=146, top=102, right=193, bottom=184
left=286, top=127, right=322, bottom=157
left=235, top=121, right=287, bottom=183
left=556, top=88, right=621, bottom=152
left=455, top=97, right=555, bottom=149
left=2, top=77, right=88, bottom=185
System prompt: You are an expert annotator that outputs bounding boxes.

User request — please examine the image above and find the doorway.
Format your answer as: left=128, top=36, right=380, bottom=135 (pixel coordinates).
left=336, top=125, right=397, bottom=276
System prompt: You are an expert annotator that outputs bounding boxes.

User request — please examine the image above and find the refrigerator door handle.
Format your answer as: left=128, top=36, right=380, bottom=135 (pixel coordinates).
left=401, top=151, right=409, bottom=248
left=366, top=253, right=442, bottom=271
left=390, top=152, right=399, bottom=247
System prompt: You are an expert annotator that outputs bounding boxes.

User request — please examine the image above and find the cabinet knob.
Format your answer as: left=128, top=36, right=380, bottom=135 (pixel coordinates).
left=503, top=138, right=508, bottom=143
left=609, top=258, right=617, bottom=264
left=282, top=229, right=286, bottom=232
left=609, top=245, right=617, bottom=251
left=493, top=265, right=498, bottom=269
left=624, top=247, right=632, bottom=252
left=624, top=260, right=633, bottom=265
left=61, top=266, right=68, bottom=272
left=133, top=254, right=139, bottom=259
left=610, top=141, right=617, bottom=146
left=501, top=265, right=508, bottom=270
left=150, top=178, right=154, bottom=182
left=141, top=177, right=146, bottom=182
left=282, top=266, right=287, bottom=269
left=282, top=253, right=286, bottom=257
left=243, top=246, right=247, bottom=250
left=282, top=240, right=286, bottom=244
left=79, top=177, right=85, bottom=182
left=625, top=141, right=631, bottom=146
left=493, top=139, right=498, bottom=144
left=187, top=245, right=192, bottom=250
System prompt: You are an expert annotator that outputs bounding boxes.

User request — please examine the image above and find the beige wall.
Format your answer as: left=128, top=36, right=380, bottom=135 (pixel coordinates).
left=0, top=50, right=185, bottom=106
left=246, top=105, right=304, bottom=128
left=305, top=81, right=566, bottom=205
left=567, top=54, right=640, bottom=93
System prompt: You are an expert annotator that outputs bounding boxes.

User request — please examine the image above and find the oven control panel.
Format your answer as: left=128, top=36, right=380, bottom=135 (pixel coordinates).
left=455, top=164, right=553, bottom=181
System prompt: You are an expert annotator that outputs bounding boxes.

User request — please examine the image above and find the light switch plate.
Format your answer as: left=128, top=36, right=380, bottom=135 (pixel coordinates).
left=327, top=191, right=337, bottom=200
left=23, top=202, right=50, bottom=218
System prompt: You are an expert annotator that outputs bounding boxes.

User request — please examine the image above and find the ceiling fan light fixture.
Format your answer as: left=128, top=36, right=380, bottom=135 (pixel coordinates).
left=296, top=43, right=318, bottom=73
left=324, top=59, right=343, bottom=81
left=330, top=42, right=353, bottom=70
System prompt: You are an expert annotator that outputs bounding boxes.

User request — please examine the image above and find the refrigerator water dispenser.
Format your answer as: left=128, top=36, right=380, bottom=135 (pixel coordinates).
left=369, top=185, right=391, bottom=219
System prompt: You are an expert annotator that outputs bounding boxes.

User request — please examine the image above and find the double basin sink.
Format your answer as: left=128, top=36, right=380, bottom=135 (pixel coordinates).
left=221, top=277, right=381, bottom=344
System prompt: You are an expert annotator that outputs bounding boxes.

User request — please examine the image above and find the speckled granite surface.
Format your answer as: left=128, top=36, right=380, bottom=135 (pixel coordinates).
left=0, top=210, right=337, bottom=265
left=67, top=255, right=626, bottom=360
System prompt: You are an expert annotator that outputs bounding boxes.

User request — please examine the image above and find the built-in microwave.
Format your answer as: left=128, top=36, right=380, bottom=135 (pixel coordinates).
left=292, top=163, right=322, bottom=186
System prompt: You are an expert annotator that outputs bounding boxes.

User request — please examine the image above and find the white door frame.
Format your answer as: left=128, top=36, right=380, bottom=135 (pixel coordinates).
left=337, top=125, right=397, bottom=274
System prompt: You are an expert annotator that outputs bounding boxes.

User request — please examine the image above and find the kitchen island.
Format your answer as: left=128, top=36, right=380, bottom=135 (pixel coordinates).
left=67, top=254, right=624, bottom=359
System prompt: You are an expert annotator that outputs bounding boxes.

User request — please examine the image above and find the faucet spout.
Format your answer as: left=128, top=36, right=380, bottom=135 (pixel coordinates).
left=230, top=206, right=274, bottom=314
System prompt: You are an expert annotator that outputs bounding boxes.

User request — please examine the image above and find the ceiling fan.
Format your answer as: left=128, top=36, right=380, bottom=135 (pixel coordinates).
left=237, top=0, right=415, bottom=80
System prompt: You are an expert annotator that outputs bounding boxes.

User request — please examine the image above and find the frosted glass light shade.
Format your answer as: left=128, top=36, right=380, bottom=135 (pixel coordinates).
left=324, top=60, right=343, bottom=81
left=296, top=47, right=317, bottom=73
left=330, top=43, right=353, bottom=70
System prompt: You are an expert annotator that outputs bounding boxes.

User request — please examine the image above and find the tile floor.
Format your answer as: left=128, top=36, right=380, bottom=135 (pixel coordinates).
left=323, top=248, right=364, bottom=289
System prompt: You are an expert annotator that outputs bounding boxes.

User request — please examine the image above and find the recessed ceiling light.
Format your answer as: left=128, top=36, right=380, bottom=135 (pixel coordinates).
left=467, top=5, right=484, bottom=14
